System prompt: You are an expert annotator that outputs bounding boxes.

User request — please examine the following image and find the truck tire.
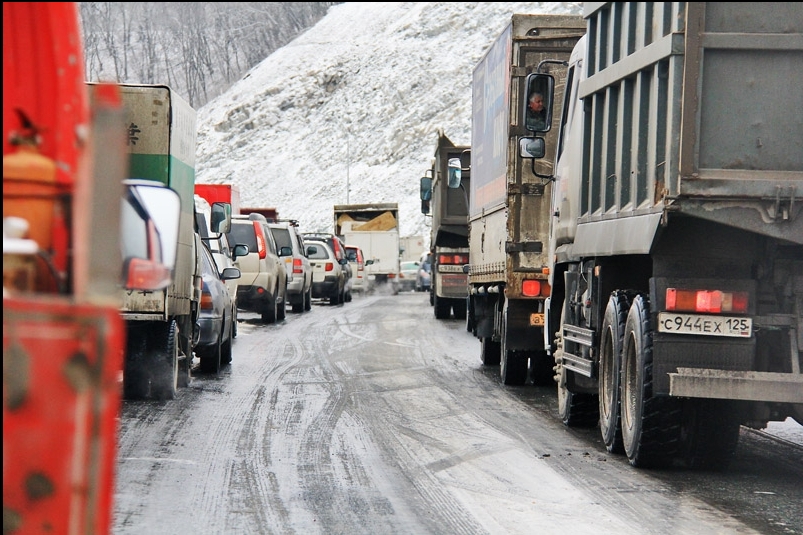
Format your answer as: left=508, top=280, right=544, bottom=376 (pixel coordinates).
left=123, top=334, right=149, bottom=400
left=679, top=399, right=741, bottom=471
left=434, top=294, right=451, bottom=319
left=480, top=336, right=501, bottom=366
left=620, top=294, right=681, bottom=468
left=527, top=350, right=553, bottom=386
left=500, top=306, right=527, bottom=385
left=151, top=320, right=179, bottom=401
left=452, top=299, right=467, bottom=320
left=555, top=309, right=598, bottom=427
left=599, top=291, right=631, bottom=454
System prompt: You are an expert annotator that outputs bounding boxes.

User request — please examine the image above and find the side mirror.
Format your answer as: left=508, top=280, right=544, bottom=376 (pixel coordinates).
left=232, top=243, right=249, bottom=259
left=519, top=137, right=545, bottom=159
left=220, top=267, right=241, bottom=280
left=524, top=72, right=555, bottom=133
left=279, top=246, right=293, bottom=257
left=420, top=176, right=432, bottom=201
left=210, top=202, right=232, bottom=234
left=120, top=181, right=181, bottom=291
left=365, top=259, right=374, bottom=266
left=447, top=158, right=461, bottom=189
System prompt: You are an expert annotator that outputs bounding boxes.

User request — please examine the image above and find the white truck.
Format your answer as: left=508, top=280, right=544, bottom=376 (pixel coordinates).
left=115, top=84, right=204, bottom=400
left=334, top=203, right=400, bottom=294
left=523, top=2, right=802, bottom=469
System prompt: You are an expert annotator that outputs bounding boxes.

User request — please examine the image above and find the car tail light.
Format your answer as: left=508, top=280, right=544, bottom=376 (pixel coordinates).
left=253, top=221, right=267, bottom=259
left=521, top=279, right=550, bottom=297
left=665, top=288, right=748, bottom=313
left=293, top=258, right=303, bottom=274
left=200, top=285, right=214, bottom=310
left=325, top=262, right=334, bottom=272
left=358, top=263, right=364, bottom=271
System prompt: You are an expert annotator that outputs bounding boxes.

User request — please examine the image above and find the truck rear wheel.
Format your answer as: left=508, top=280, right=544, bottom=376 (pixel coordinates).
left=620, top=294, right=681, bottom=468
left=150, top=320, right=179, bottom=400
left=434, top=294, right=451, bottom=319
left=480, top=337, right=501, bottom=366
left=599, top=291, right=631, bottom=454
left=500, top=307, right=527, bottom=385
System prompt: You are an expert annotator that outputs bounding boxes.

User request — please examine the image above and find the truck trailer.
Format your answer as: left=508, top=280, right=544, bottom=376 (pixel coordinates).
left=420, top=132, right=471, bottom=320
left=467, top=14, right=586, bottom=385
left=525, top=2, right=802, bottom=469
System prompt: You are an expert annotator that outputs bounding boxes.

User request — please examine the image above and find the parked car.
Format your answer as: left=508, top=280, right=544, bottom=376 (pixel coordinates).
left=195, top=195, right=248, bottom=337
left=345, top=244, right=372, bottom=294
left=416, top=258, right=431, bottom=292
left=398, top=261, right=420, bottom=292
left=306, top=239, right=349, bottom=305
left=227, top=213, right=287, bottom=323
left=303, top=232, right=352, bottom=302
left=268, top=221, right=313, bottom=313
left=196, top=240, right=240, bottom=374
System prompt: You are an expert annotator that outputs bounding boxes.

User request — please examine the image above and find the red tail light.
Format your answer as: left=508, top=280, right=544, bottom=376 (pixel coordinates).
left=325, top=262, right=334, bottom=272
left=666, top=288, right=749, bottom=313
left=438, top=253, right=469, bottom=265
left=293, top=258, right=303, bottom=274
left=253, top=221, right=267, bottom=259
left=126, top=257, right=172, bottom=290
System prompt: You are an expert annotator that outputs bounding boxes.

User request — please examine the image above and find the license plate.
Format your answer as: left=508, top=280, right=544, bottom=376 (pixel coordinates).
left=657, top=312, right=752, bottom=338
left=438, top=264, right=463, bottom=273
left=530, top=313, right=544, bottom=327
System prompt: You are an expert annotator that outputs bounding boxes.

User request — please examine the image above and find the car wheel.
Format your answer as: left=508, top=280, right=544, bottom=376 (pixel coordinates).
left=262, top=296, right=277, bottom=323
left=150, top=320, right=179, bottom=400
left=304, top=288, right=312, bottom=311
left=232, top=307, right=238, bottom=339
left=221, top=334, right=233, bottom=365
left=199, top=333, right=222, bottom=375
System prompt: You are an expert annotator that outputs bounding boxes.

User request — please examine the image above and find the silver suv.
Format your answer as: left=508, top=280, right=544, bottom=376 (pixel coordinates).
left=227, top=213, right=287, bottom=323
left=268, top=221, right=312, bottom=313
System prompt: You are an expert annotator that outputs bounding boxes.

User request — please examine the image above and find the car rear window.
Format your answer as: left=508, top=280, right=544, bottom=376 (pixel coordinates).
left=271, top=227, right=292, bottom=250
left=227, top=222, right=257, bottom=251
left=307, top=242, right=330, bottom=260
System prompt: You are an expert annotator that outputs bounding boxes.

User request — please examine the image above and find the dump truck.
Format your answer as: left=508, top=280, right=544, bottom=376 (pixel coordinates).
left=241, top=206, right=279, bottom=222
left=4, top=3, right=180, bottom=531
left=113, top=83, right=204, bottom=400
left=420, top=132, right=471, bottom=320
left=466, top=14, right=586, bottom=385
left=334, top=203, right=401, bottom=294
left=524, top=2, right=803, bottom=469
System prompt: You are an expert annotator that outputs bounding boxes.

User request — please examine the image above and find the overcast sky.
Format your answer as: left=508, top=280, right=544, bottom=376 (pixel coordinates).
left=195, top=2, right=582, bottom=241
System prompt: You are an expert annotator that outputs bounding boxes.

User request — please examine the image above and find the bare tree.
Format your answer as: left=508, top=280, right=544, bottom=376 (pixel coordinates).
left=80, top=2, right=339, bottom=108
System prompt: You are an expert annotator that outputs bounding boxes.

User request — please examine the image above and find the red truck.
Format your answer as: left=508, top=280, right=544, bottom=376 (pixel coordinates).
left=195, top=183, right=241, bottom=215
left=3, top=3, right=180, bottom=532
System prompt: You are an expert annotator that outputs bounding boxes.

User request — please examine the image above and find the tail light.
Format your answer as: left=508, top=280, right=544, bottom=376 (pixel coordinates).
left=200, top=283, right=213, bottom=310
left=665, top=288, right=749, bottom=313
left=522, top=279, right=550, bottom=297
left=293, top=258, right=303, bottom=274
left=438, top=253, right=469, bottom=265
left=357, top=263, right=364, bottom=271
left=325, top=262, right=334, bottom=272
left=253, top=221, right=267, bottom=259
left=388, top=273, right=396, bottom=279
